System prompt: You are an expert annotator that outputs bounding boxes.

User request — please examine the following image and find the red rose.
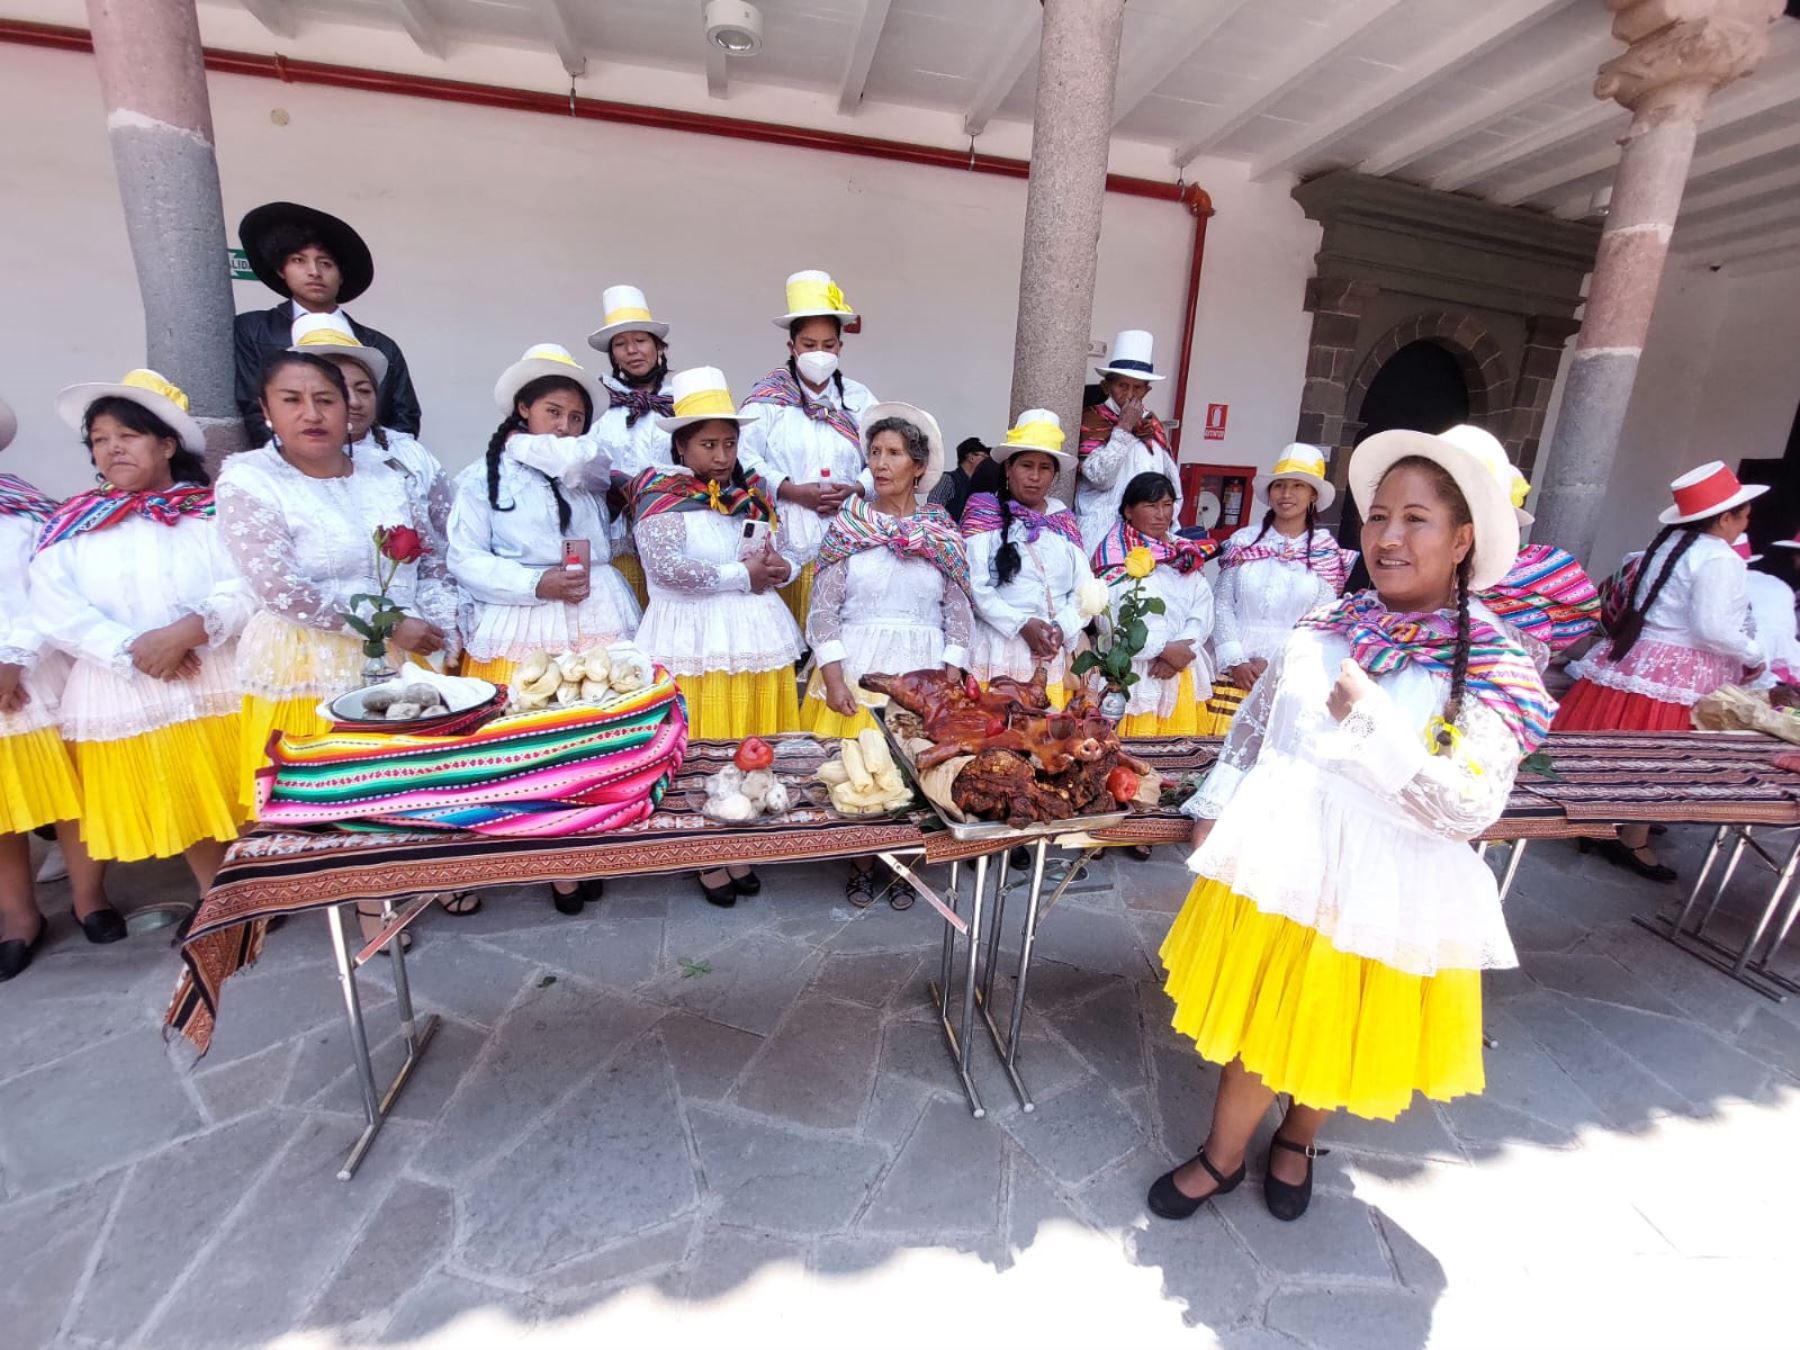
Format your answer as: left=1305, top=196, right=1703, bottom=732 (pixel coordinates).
left=380, top=525, right=427, bottom=564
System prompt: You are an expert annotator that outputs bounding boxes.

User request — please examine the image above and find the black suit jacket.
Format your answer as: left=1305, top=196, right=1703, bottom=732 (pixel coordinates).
left=234, top=303, right=422, bottom=442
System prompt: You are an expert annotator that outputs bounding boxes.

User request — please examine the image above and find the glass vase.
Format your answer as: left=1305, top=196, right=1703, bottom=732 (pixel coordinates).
left=360, top=650, right=398, bottom=686
left=1099, top=687, right=1129, bottom=724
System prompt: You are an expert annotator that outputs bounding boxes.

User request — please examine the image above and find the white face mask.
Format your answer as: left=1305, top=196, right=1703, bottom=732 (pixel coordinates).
left=796, top=350, right=840, bottom=384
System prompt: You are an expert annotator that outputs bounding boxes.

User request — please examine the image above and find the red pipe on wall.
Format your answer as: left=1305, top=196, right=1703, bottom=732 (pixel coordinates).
left=0, top=17, right=1215, bottom=440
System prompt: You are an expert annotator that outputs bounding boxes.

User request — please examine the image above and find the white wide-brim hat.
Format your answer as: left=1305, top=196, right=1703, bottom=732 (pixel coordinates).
left=1658, top=460, right=1769, bottom=525
left=1255, top=443, right=1336, bottom=512
left=861, top=401, right=945, bottom=495
left=1732, top=533, right=1763, bottom=565
left=655, top=365, right=760, bottom=433
left=1348, top=426, right=1521, bottom=591
left=1771, top=534, right=1800, bottom=551
left=0, top=396, right=15, bottom=452
left=289, top=312, right=389, bottom=387
left=1095, top=328, right=1165, bottom=382
left=587, top=284, right=669, bottom=350
left=992, top=408, right=1073, bottom=466
left=494, top=344, right=594, bottom=413
left=55, top=369, right=205, bottom=454
left=774, top=269, right=856, bottom=328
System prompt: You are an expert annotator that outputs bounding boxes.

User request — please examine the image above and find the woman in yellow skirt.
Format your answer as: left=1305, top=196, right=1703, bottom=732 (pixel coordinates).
left=30, top=371, right=252, bottom=924
left=0, top=400, right=109, bottom=979
left=632, top=366, right=802, bottom=907
left=1149, top=426, right=1547, bottom=1224
left=1202, top=447, right=1354, bottom=735
left=803, top=402, right=971, bottom=909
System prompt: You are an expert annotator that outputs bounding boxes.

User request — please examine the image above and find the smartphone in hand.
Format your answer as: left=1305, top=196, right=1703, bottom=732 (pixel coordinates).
left=563, top=538, right=592, bottom=572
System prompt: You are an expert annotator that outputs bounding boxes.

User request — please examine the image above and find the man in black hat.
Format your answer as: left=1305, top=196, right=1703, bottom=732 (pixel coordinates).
left=232, top=202, right=422, bottom=443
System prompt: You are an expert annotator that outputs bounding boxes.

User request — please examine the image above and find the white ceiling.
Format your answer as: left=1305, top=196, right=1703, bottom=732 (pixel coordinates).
left=167, top=0, right=1800, bottom=273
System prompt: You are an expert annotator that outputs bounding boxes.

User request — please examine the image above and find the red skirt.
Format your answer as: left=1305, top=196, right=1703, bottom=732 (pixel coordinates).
left=1551, top=677, right=1692, bottom=733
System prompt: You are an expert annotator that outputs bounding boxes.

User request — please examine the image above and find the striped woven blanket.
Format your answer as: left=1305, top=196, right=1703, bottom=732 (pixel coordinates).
left=255, top=673, right=688, bottom=837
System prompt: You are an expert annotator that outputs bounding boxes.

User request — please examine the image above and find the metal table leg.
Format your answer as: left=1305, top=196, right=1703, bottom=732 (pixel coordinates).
left=1496, top=838, right=1529, bottom=905
left=1636, top=825, right=1800, bottom=1003
left=925, top=853, right=988, bottom=1118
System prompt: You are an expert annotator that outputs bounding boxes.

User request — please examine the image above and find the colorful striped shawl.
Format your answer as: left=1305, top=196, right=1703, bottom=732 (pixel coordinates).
left=742, top=366, right=861, bottom=447
left=1219, top=527, right=1357, bottom=596
left=960, top=492, right=1083, bottom=550
left=34, top=484, right=214, bottom=554
left=1478, top=544, right=1602, bottom=652
left=629, top=466, right=778, bottom=525
left=0, top=472, right=57, bottom=523
left=1296, top=591, right=1553, bottom=754
left=1089, top=519, right=1216, bottom=584
left=814, top=498, right=971, bottom=595
left=1079, top=402, right=1171, bottom=459
left=607, top=379, right=674, bottom=429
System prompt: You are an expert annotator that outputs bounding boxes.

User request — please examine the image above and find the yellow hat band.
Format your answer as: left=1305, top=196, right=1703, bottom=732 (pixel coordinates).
left=785, top=278, right=850, bottom=316
left=603, top=305, right=655, bottom=326
left=1005, top=423, right=1065, bottom=451
left=296, top=328, right=365, bottom=351
left=673, top=388, right=738, bottom=418
left=1270, top=457, right=1326, bottom=480
left=1509, top=473, right=1530, bottom=509
left=121, top=369, right=190, bottom=412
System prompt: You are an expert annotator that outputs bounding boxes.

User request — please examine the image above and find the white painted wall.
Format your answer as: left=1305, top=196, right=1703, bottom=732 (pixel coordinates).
left=0, top=41, right=1319, bottom=501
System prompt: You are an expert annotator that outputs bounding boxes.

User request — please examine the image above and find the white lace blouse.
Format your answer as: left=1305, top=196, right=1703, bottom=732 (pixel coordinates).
left=806, top=540, right=974, bottom=685
left=0, top=511, right=68, bottom=738
left=738, top=374, right=877, bottom=565
left=1074, top=412, right=1184, bottom=552
left=354, top=428, right=453, bottom=553
left=1106, top=562, right=1216, bottom=719
left=965, top=504, right=1094, bottom=688
left=1211, top=524, right=1342, bottom=673
left=29, top=515, right=251, bottom=741
left=1180, top=605, right=1525, bottom=976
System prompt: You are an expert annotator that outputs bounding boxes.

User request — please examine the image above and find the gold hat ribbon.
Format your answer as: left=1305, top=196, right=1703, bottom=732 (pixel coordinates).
left=120, top=369, right=190, bottom=413
left=1270, top=455, right=1326, bottom=480
left=672, top=387, right=738, bottom=418
left=522, top=345, right=583, bottom=369
left=1508, top=469, right=1530, bottom=509
left=603, top=304, right=655, bottom=325
left=296, top=327, right=368, bottom=352
left=1004, top=420, right=1066, bottom=451
left=786, top=277, right=851, bottom=315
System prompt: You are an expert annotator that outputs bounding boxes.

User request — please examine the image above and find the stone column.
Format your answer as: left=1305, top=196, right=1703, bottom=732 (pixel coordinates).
left=1008, top=0, right=1127, bottom=493
left=1531, top=0, right=1782, bottom=560
left=85, top=0, right=243, bottom=458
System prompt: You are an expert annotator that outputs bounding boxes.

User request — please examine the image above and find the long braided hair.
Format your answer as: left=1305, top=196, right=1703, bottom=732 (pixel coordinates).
left=1379, top=455, right=1476, bottom=751
left=486, top=374, right=591, bottom=536
left=1247, top=502, right=1321, bottom=571
left=1607, top=521, right=1707, bottom=661
left=787, top=317, right=848, bottom=404
left=994, top=475, right=1026, bottom=586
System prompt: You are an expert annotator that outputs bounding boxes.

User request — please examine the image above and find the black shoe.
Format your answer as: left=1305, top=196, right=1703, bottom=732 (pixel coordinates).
left=729, top=869, right=761, bottom=897
left=1008, top=845, right=1031, bottom=870
left=78, top=906, right=128, bottom=944
left=697, top=873, right=738, bottom=908
left=1596, top=839, right=1677, bottom=883
left=0, top=920, right=46, bottom=981
left=551, top=884, right=585, bottom=916
left=579, top=877, right=605, bottom=904
left=1147, top=1147, right=1245, bottom=1220
left=1264, top=1135, right=1329, bottom=1222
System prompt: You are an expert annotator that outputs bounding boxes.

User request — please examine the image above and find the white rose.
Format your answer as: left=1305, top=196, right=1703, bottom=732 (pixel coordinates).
left=1076, top=578, right=1111, bottom=619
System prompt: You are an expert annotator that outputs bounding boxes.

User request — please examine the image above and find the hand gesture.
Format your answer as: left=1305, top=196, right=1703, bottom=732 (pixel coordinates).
left=1020, top=618, right=1062, bottom=661
left=744, top=545, right=789, bottom=594
left=129, top=617, right=205, bottom=681
left=0, top=662, right=30, bottom=714
left=390, top=617, right=447, bottom=656
left=1327, top=658, right=1375, bottom=722
left=536, top=565, right=590, bottom=603
left=822, top=667, right=860, bottom=717
left=1116, top=396, right=1145, bottom=434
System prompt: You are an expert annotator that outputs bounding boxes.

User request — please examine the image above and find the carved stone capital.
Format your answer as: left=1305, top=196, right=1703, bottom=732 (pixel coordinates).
left=1596, top=0, right=1784, bottom=113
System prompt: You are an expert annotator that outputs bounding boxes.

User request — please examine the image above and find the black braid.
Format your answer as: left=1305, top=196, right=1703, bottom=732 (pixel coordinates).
left=995, top=478, right=1023, bottom=587
left=1609, top=522, right=1703, bottom=660
left=1249, top=508, right=1275, bottom=550
left=1303, top=503, right=1318, bottom=571
left=486, top=412, right=573, bottom=535
left=1437, top=555, right=1474, bottom=753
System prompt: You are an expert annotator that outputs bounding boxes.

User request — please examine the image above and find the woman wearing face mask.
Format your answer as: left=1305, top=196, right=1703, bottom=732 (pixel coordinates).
left=963, top=410, right=1093, bottom=710
left=1202, top=447, right=1354, bottom=734
left=1151, top=428, right=1545, bottom=1226
left=738, top=271, right=876, bottom=628
left=631, top=367, right=801, bottom=907
left=587, top=285, right=676, bottom=607
left=29, top=371, right=252, bottom=940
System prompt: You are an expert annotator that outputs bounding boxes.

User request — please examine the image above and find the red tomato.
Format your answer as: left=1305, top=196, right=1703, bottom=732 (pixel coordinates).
left=734, top=736, right=774, bottom=772
left=1105, top=766, right=1140, bottom=804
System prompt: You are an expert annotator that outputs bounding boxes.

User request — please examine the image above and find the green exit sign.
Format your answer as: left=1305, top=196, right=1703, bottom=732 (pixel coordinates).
left=228, top=247, right=257, bottom=281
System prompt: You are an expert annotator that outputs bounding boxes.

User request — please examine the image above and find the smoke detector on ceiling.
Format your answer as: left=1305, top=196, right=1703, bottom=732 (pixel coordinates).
left=705, top=0, right=764, bottom=55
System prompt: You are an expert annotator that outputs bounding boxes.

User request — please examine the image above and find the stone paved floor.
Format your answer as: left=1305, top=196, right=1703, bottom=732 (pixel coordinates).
left=2, top=828, right=1797, bottom=1349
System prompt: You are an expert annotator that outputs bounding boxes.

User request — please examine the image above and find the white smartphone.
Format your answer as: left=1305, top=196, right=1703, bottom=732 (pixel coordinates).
left=737, top=520, right=771, bottom=558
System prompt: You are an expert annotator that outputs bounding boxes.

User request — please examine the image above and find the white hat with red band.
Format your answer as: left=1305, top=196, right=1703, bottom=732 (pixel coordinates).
left=1731, top=533, right=1763, bottom=565
left=1658, top=461, right=1768, bottom=525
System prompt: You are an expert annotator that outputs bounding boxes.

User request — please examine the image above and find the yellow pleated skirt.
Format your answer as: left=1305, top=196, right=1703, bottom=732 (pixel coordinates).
left=0, top=727, right=83, bottom=835
left=74, top=715, right=246, bottom=861
left=1160, top=876, right=1485, bottom=1121
left=239, top=693, right=333, bottom=812
left=797, top=668, right=880, bottom=739
left=1118, top=669, right=1202, bottom=738
left=1194, top=679, right=1243, bottom=736
left=675, top=667, right=801, bottom=741
left=778, top=563, right=816, bottom=634
left=611, top=552, right=650, bottom=610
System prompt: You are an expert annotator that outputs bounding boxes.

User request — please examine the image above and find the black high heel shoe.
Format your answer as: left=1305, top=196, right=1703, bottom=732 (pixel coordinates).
left=1264, top=1135, right=1328, bottom=1222
left=78, top=906, right=128, bottom=944
left=1147, top=1147, right=1245, bottom=1220
left=697, top=872, right=738, bottom=908
left=551, top=876, right=605, bottom=916
left=729, top=868, right=761, bottom=897
left=0, top=920, right=46, bottom=982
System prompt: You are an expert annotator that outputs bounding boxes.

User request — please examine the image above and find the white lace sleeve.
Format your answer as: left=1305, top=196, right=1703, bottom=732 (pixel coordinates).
left=1324, top=685, right=1520, bottom=841
left=1180, top=572, right=1215, bottom=647
left=217, top=478, right=354, bottom=633
left=1688, top=555, right=1761, bottom=667
left=942, top=581, right=974, bottom=670
left=27, top=544, right=137, bottom=673
left=504, top=431, right=612, bottom=491
left=1212, top=562, right=1246, bottom=671
left=807, top=557, right=849, bottom=666
left=637, top=514, right=749, bottom=595
left=0, top=521, right=43, bottom=667
left=1181, top=647, right=1281, bottom=819
left=195, top=574, right=255, bottom=647
left=1079, top=428, right=1133, bottom=490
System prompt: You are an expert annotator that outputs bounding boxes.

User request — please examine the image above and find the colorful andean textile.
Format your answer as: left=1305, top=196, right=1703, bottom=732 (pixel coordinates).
left=0, top=472, right=57, bottom=522
left=961, top=492, right=1083, bottom=550
left=814, top=498, right=970, bottom=594
left=255, top=671, right=688, bottom=836
left=743, top=367, right=859, bottom=446
left=35, top=484, right=215, bottom=554
left=1090, top=519, right=1216, bottom=584
left=1478, top=544, right=1602, bottom=652
left=1296, top=591, right=1553, bottom=753
left=1079, top=401, right=1171, bottom=458
left=1218, top=531, right=1358, bottom=596
left=610, top=383, right=674, bottom=428
left=629, top=467, right=778, bottom=525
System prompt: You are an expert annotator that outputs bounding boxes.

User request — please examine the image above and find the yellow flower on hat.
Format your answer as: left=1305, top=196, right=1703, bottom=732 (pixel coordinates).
left=1124, top=546, right=1155, bottom=580
left=121, top=369, right=191, bottom=412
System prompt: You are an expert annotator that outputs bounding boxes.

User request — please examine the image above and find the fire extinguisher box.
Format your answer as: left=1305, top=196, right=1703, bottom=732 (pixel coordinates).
left=1179, top=463, right=1256, bottom=541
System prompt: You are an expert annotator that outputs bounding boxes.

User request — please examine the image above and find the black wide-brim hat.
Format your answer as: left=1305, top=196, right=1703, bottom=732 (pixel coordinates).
left=238, top=202, right=375, bottom=303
